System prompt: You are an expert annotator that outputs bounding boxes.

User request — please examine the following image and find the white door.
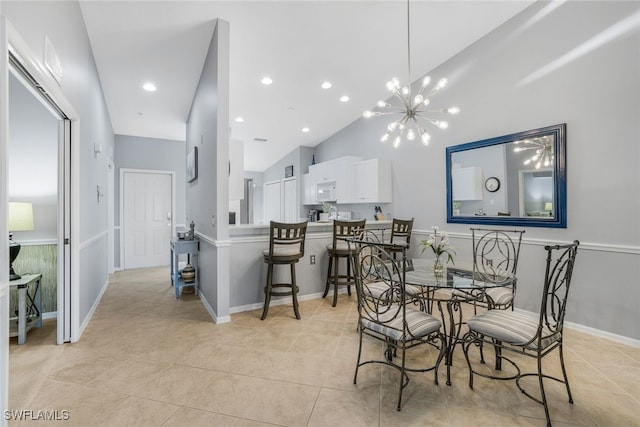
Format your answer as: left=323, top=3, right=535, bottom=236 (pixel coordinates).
left=283, top=177, right=297, bottom=222
left=123, top=171, right=172, bottom=269
left=263, top=180, right=281, bottom=222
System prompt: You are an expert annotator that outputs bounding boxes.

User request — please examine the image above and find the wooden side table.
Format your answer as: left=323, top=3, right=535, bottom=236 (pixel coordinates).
left=170, top=238, right=199, bottom=298
left=9, top=273, right=42, bottom=344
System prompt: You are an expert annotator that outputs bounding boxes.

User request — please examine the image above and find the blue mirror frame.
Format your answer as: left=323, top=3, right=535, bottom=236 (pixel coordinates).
left=446, top=123, right=567, bottom=228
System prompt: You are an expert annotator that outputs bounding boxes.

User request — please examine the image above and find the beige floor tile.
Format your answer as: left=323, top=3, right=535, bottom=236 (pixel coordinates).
left=244, top=380, right=320, bottom=426
left=164, top=407, right=246, bottom=426
left=188, top=372, right=267, bottom=417
left=86, top=359, right=171, bottom=395
left=129, top=364, right=218, bottom=405
left=307, top=387, right=380, bottom=427
left=95, top=395, right=180, bottom=427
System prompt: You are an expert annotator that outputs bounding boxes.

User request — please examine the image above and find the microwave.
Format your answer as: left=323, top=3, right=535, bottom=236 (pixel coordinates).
left=317, top=182, right=336, bottom=202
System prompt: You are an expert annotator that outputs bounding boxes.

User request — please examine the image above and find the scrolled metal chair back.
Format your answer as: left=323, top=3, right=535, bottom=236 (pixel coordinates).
left=472, top=228, right=525, bottom=282
left=352, top=240, right=407, bottom=331
left=539, top=241, right=579, bottom=336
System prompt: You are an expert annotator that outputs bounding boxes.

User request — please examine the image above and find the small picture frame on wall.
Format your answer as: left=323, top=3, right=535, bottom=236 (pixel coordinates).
left=285, top=165, right=294, bottom=178
left=187, top=147, right=198, bottom=182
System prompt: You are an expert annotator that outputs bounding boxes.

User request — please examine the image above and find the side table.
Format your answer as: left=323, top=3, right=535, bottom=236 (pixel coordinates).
left=170, top=238, right=199, bottom=298
left=9, top=273, right=42, bottom=344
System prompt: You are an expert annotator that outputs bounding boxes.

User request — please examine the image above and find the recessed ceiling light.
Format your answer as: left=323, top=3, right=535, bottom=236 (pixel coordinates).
left=321, top=81, right=332, bottom=89
left=235, top=117, right=244, bottom=123
left=302, top=127, right=310, bottom=133
left=340, top=95, right=350, bottom=102
left=261, top=76, right=273, bottom=85
left=142, top=82, right=156, bottom=92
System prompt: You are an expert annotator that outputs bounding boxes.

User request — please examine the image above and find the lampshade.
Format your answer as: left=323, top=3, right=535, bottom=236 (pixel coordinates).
left=8, top=202, right=34, bottom=231
left=544, top=202, right=553, bottom=211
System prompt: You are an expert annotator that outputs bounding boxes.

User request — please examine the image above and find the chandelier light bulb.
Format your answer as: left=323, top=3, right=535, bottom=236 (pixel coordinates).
left=381, top=133, right=390, bottom=143
left=421, top=76, right=431, bottom=89
left=413, top=94, right=424, bottom=106
left=406, top=128, right=415, bottom=140
left=402, top=86, right=409, bottom=96
left=437, top=78, right=448, bottom=89
left=436, top=121, right=448, bottom=129
left=393, top=136, right=401, bottom=148
left=388, top=122, right=398, bottom=132
left=448, top=106, right=460, bottom=114
left=363, top=110, right=374, bottom=119
left=377, top=100, right=387, bottom=108
left=423, top=98, right=430, bottom=106
left=421, top=132, right=431, bottom=146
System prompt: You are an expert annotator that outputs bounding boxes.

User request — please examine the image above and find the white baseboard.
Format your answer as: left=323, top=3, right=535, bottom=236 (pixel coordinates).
left=199, top=292, right=231, bottom=324
left=76, top=277, right=109, bottom=342
left=229, top=288, right=348, bottom=314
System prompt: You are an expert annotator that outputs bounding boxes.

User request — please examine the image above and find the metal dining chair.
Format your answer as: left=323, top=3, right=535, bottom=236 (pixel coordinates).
left=351, top=239, right=446, bottom=411
left=462, top=240, right=580, bottom=427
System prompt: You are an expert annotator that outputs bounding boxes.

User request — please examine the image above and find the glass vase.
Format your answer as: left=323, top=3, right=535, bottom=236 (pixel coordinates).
left=434, top=256, right=444, bottom=277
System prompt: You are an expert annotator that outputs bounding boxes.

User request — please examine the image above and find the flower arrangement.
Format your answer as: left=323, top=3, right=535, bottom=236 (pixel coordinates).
left=420, top=226, right=456, bottom=265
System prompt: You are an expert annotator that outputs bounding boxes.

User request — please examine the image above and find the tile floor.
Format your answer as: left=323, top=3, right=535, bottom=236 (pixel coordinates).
left=8, top=267, right=640, bottom=426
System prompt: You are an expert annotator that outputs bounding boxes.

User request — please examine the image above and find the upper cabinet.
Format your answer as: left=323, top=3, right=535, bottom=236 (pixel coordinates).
left=351, top=158, right=392, bottom=203
left=302, top=173, right=316, bottom=205
left=451, top=166, right=483, bottom=201
left=309, top=156, right=362, bottom=203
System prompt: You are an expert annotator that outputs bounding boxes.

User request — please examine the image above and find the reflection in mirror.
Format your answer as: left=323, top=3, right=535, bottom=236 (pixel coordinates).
left=446, top=124, right=566, bottom=228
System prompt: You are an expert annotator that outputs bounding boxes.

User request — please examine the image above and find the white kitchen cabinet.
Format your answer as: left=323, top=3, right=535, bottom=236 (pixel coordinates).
left=308, top=156, right=362, bottom=203
left=302, top=173, right=316, bottom=205
left=351, top=158, right=392, bottom=203
left=452, top=166, right=483, bottom=200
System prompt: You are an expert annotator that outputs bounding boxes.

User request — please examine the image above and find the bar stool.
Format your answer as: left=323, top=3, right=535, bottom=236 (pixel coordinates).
left=323, top=219, right=366, bottom=307
left=389, top=217, right=414, bottom=259
left=261, top=221, right=308, bottom=320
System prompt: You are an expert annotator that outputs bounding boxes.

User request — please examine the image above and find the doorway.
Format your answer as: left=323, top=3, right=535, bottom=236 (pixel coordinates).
left=7, top=60, right=72, bottom=344
left=121, top=169, right=174, bottom=269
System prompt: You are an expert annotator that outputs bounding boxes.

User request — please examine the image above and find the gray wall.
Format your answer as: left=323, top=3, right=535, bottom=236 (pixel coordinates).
left=313, top=1, right=640, bottom=340
left=113, top=134, right=186, bottom=269
left=3, top=1, right=115, bottom=330
left=186, top=19, right=231, bottom=321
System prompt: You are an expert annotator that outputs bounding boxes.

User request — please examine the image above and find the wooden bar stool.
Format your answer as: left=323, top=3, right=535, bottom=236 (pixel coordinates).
left=389, top=217, right=414, bottom=259
left=323, top=219, right=366, bottom=307
left=261, top=221, right=308, bottom=320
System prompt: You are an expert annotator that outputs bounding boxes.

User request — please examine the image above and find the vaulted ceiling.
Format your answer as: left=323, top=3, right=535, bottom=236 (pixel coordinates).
left=79, top=1, right=535, bottom=171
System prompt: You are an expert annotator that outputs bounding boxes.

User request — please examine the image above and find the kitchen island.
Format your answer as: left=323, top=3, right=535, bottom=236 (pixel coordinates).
left=228, top=220, right=391, bottom=315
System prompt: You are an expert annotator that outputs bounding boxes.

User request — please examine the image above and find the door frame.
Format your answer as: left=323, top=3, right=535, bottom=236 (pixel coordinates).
left=119, top=168, right=176, bottom=270
left=2, top=19, right=80, bottom=342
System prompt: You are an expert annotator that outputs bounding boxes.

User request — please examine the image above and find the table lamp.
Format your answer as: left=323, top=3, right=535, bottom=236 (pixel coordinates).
left=8, top=202, right=34, bottom=280
left=544, top=202, right=553, bottom=216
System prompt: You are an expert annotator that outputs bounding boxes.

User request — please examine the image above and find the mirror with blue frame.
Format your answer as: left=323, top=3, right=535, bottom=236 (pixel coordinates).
left=446, top=123, right=566, bottom=228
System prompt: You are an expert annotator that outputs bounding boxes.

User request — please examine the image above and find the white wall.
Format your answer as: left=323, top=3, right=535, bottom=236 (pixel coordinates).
left=314, top=1, right=640, bottom=341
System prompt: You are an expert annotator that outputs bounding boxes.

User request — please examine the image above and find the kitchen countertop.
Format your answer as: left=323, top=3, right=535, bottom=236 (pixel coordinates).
left=230, top=220, right=392, bottom=237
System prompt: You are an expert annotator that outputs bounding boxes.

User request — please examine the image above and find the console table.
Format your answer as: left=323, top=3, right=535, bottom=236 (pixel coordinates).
left=9, top=273, right=42, bottom=344
left=170, top=238, right=199, bottom=298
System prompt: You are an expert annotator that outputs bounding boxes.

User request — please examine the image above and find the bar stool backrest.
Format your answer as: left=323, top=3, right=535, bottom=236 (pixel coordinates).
left=267, top=221, right=308, bottom=260
left=331, top=219, right=366, bottom=250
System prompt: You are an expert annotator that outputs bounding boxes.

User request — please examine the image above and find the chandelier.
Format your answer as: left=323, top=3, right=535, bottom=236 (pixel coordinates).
left=512, top=135, right=554, bottom=169
left=362, top=0, right=459, bottom=148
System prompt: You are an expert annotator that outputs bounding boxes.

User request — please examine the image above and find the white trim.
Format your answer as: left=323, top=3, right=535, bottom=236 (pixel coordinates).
left=413, top=229, right=640, bottom=255
left=77, top=277, right=109, bottom=340
left=229, top=290, right=348, bottom=315
left=79, top=230, right=108, bottom=250
left=119, top=168, right=176, bottom=270
left=514, top=308, right=640, bottom=348
left=230, top=232, right=333, bottom=245
left=199, top=290, right=231, bottom=324
left=16, top=239, right=58, bottom=246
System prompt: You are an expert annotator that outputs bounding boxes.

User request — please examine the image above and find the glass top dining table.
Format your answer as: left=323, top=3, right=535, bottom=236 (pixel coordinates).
left=401, top=258, right=516, bottom=385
